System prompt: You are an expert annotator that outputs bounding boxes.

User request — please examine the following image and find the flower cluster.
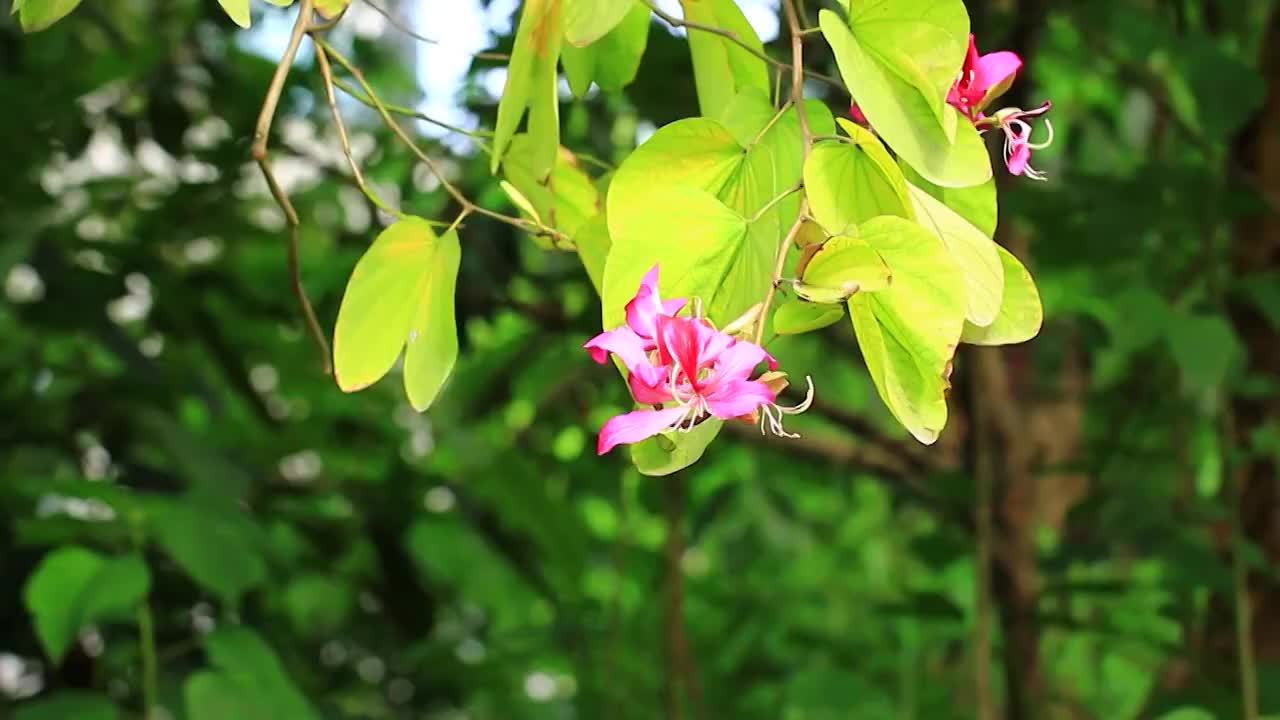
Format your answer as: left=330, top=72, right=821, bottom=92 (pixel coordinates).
left=585, top=266, right=813, bottom=455
left=849, top=34, right=1054, bottom=180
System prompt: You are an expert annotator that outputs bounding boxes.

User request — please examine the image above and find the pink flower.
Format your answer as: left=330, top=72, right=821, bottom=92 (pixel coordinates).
left=584, top=266, right=815, bottom=455
left=947, top=34, right=1022, bottom=122
left=991, top=102, right=1053, bottom=180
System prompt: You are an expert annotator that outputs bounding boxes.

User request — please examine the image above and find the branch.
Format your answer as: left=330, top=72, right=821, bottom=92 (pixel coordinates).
left=330, top=76, right=493, bottom=145
left=643, top=0, right=843, bottom=92
left=361, top=0, right=510, bottom=61
left=315, top=38, right=569, bottom=245
left=251, top=0, right=332, bottom=374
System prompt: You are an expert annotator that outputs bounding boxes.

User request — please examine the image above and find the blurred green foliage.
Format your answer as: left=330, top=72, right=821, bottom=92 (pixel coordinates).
left=2, top=0, right=1280, bottom=718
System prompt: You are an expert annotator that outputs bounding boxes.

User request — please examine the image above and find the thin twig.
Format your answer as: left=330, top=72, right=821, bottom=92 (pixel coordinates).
left=754, top=207, right=808, bottom=346
left=317, top=38, right=568, bottom=245
left=643, top=0, right=843, bottom=91
left=252, top=0, right=332, bottom=374
left=748, top=182, right=802, bottom=223
left=330, top=76, right=494, bottom=144
left=361, top=0, right=510, bottom=60
left=314, top=41, right=403, bottom=218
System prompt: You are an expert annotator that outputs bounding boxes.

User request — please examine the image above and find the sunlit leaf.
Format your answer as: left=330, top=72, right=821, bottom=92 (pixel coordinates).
left=680, top=0, right=770, bottom=118
left=563, top=0, right=634, bottom=47
left=562, top=1, right=650, bottom=95
left=502, top=138, right=601, bottom=240
left=821, top=9, right=990, bottom=187
left=574, top=214, right=612, bottom=294
left=960, top=245, right=1042, bottom=345
left=491, top=0, right=563, bottom=177
left=16, top=0, right=83, bottom=31
left=804, top=120, right=913, bottom=236
left=848, top=216, right=965, bottom=444
left=801, top=235, right=892, bottom=301
left=216, top=0, right=250, bottom=27
left=901, top=160, right=998, bottom=237
left=314, top=0, right=350, bottom=19
left=773, top=300, right=846, bottom=335
left=333, top=217, right=461, bottom=411
left=630, top=418, right=722, bottom=476
left=906, top=181, right=1003, bottom=326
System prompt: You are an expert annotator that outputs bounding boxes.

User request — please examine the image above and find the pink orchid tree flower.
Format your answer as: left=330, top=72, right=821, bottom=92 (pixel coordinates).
left=947, top=34, right=1022, bottom=122
left=584, top=266, right=814, bottom=455
left=985, top=102, right=1054, bottom=181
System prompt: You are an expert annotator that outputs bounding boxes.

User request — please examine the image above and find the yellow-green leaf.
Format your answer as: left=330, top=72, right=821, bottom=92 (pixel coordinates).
left=491, top=0, right=563, bottom=177
left=820, top=9, right=990, bottom=187
left=773, top=300, right=846, bottom=335
left=217, top=0, right=251, bottom=27
left=681, top=0, right=770, bottom=118
left=561, top=1, right=650, bottom=96
left=630, top=419, right=722, bottom=477
left=574, top=214, right=612, bottom=295
left=848, top=215, right=965, bottom=444
left=804, top=120, right=913, bottom=236
left=333, top=217, right=461, bottom=411
left=315, top=0, right=350, bottom=18
left=17, top=0, right=84, bottom=31
left=563, top=0, right=634, bottom=46
left=502, top=137, right=601, bottom=240
left=900, top=160, right=998, bottom=237
left=800, top=235, right=892, bottom=301
left=960, top=245, right=1042, bottom=345
left=906, top=181, right=1003, bottom=326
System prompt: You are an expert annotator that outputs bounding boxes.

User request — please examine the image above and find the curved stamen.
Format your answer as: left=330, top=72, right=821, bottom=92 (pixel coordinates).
left=1028, top=118, right=1054, bottom=149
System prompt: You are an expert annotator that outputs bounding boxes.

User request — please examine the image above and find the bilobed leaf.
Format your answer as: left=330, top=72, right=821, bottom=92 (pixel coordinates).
left=906, top=181, right=1003, bottom=326
left=574, top=214, right=612, bottom=294
left=216, top=0, right=250, bottom=27
left=502, top=137, right=600, bottom=239
left=606, top=94, right=833, bottom=327
left=491, top=0, right=563, bottom=177
left=14, top=692, right=118, bottom=720
left=17, top=0, right=84, bottom=31
left=153, top=500, right=266, bottom=608
left=901, top=161, right=998, bottom=237
left=23, top=548, right=151, bottom=662
left=804, top=122, right=912, bottom=236
left=681, top=0, right=771, bottom=118
left=563, top=0, right=634, bottom=46
left=821, top=9, right=991, bottom=187
left=562, top=2, right=650, bottom=96
left=844, top=0, right=970, bottom=133
left=848, top=216, right=965, bottom=444
left=801, top=235, right=892, bottom=301
left=602, top=185, right=756, bottom=328
left=630, top=418, right=722, bottom=476
left=773, top=300, right=846, bottom=335
left=961, top=246, right=1042, bottom=345
left=333, top=217, right=461, bottom=411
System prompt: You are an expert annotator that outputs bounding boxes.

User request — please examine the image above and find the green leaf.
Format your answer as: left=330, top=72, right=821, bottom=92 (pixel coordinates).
left=14, top=692, right=118, bottom=720
left=906, top=180, right=1003, bottom=326
left=900, top=160, right=998, bottom=237
left=283, top=574, right=354, bottom=638
left=314, top=0, right=350, bottom=18
left=24, top=548, right=151, bottom=663
left=563, top=0, right=634, bottom=46
left=1167, top=312, right=1244, bottom=394
left=333, top=217, right=461, bottom=411
left=773, top=300, right=846, bottom=335
left=187, top=627, right=319, bottom=720
left=574, top=214, right=611, bottom=294
left=960, top=245, right=1042, bottom=345
left=800, top=235, right=892, bottom=301
left=18, top=0, right=84, bottom=31
left=502, top=137, right=601, bottom=239
left=152, top=500, right=266, bottom=608
left=843, top=0, right=970, bottom=133
left=491, top=0, right=563, bottom=177
left=1153, top=709, right=1216, bottom=720
left=216, top=0, right=250, bottom=27
left=820, top=9, right=990, bottom=187
left=562, top=1, right=650, bottom=96
left=804, top=122, right=912, bottom=236
left=630, top=418, right=723, bottom=477
left=605, top=95, right=833, bottom=327
left=681, top=0, right=771, bottom=118
left=602, top=184, right=756, bottom=328
left=848, top=216, right=965, bottom=444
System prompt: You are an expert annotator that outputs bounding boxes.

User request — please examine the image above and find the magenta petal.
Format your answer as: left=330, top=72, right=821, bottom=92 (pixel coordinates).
left=657, top=316, right=706, bottom=382
left=661, top=297, right=687, bottom=317
left=1006, top=141, right=1031, bottom=176
left=629, top=364, right=675, bottom=405
left=706, top=340, right=770, bottom=385
left=583, top=326, right=649, bottom=371
left=597, top=405, right=690, bottom=455
left=703, top=378, right=775, bottom=419
left=972, top=51, right=1021, bottom=94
